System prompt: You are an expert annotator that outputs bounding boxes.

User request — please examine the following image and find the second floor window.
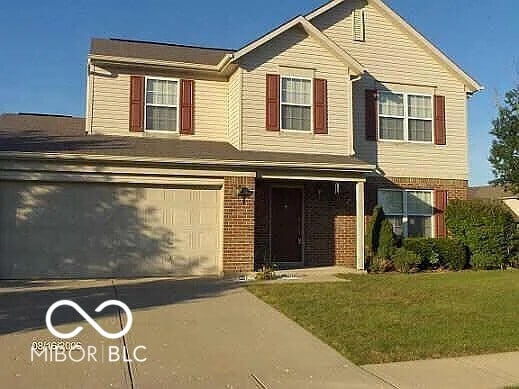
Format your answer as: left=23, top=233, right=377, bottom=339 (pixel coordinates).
left=378, top=189, right=434, bottom=238
left=281, top=77, right=312, bottom=131
left=378, top=91, right=433, bottom=142
left=145, top=77, right=179, bottom=132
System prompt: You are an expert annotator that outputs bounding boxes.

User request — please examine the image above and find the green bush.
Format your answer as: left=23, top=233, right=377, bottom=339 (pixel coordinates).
left=471, top=253, right=505, bottom=270
left=446, top=199, right=516, bottom=268
left=377, top=219, right=395, bottom=259
left=435, top=239, right=468, bottom=271
left=403, top=238, right=468, bottom=271
left=391, top=248, right=421, bottom=273
left=402, top=238, right=436, bottom=268
left=366, top=206, right=385, bottom=258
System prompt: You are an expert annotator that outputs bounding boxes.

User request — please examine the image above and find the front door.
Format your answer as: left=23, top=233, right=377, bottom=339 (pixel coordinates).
left=271, top=187, right=303, bottom=263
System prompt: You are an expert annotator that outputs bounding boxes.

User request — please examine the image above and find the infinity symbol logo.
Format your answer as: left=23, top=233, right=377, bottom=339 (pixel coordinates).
left=45, top=300, right=133, bottom=340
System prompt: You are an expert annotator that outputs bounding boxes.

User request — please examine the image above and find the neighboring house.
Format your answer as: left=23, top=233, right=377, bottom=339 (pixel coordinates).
left=0, top=0, right=482, bottom=279
left=469, top=186, right=519, bottom=222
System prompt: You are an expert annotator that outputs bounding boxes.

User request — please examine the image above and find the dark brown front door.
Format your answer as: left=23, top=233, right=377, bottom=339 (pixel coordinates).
left=271, top=187, right=303, bottom=263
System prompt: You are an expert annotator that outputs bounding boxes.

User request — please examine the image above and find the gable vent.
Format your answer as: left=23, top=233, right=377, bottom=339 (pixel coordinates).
left=353, top=9, right=365, bottom=42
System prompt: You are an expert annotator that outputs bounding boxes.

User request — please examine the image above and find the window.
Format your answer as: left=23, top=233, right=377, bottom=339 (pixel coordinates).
left=281, top=77, right=312, bottom=131
left=378, top=189, right=434, bottom=238
left=145, top=77, right=179, bottom=131
left=378, top=91, right=433, bottom=142
left=353, top=9, right=365, bottom=42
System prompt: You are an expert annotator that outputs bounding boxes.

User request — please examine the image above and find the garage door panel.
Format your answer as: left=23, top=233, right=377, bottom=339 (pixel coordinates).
left=0, top=182, right=220, bottom=279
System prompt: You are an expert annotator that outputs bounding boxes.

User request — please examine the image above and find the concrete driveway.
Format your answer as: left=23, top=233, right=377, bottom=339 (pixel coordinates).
left=0, top=278, right=388, bottom=388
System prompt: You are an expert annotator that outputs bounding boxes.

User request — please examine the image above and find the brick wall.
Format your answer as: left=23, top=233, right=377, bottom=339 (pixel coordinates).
left=304, top=182, right=357, bottom=267
left=253, top=177, right=468, bottom=270
left=223, top=176, right=255, bottom=274
left=254, top=181, right=357, bottom=268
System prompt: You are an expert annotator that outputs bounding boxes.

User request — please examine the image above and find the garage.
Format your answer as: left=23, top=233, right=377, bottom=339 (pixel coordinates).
left=0, top=180, right=222, bottom=279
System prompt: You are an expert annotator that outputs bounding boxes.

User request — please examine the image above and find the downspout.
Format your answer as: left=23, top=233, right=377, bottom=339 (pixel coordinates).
left=86, top=58, right=95, bottom=135
left=349, top=72, right=363, bottom=156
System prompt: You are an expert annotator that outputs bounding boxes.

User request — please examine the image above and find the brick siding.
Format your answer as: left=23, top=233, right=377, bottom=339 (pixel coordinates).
left=222, top=176, right=255, bottom=274
left=252, top=177, right=468, bottom=270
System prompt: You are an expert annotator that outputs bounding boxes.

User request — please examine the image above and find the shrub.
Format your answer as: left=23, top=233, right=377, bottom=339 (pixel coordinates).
left=446, top=199, right=516, bottom=268
left=471, top=253, right=505, bottom=270
left=403, top=238, right=468, bottom=271
left=402, top=238, right=436, bottom=268
left=434, top=239, right=468, bottom=271
left=255, top=265, right=277, bottom=280
left=368, top=256, right=393, bottom=273
left=366, top=206, right=385, bottom=258
left=391, top=248, right=421, bottom=273
left=377, top=219, right=395, bottom=259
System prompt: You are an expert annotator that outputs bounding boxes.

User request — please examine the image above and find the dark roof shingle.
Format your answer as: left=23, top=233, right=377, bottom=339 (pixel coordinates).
left=90, top=38, right=234, bottom=66
left=468, top=185, right=517, bottom=200
left=0, top=113, right=373, bottom=170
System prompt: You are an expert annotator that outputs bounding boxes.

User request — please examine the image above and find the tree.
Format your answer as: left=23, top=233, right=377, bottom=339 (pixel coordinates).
left=489, top=85, right=519, bottom=194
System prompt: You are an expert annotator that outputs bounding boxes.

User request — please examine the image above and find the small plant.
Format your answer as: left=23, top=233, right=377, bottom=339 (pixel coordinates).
left=368, top=256, right=393, bottom=273
left=255, top=265, right=277, bottom=280
left=391, top=248, right=421, bottom=273
left=429, top=250, right=441, bottom=268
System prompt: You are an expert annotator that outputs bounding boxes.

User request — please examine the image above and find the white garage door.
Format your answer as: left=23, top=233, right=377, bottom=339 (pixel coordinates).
left=0, top=181, right=221, bottom=279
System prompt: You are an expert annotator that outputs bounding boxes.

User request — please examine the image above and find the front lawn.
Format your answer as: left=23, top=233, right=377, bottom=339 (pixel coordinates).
left=247, top=271, right=519, bottom=365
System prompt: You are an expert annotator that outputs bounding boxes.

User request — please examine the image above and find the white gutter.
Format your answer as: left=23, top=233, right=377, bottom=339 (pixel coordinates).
left=0, top=151, right=376, bottom=174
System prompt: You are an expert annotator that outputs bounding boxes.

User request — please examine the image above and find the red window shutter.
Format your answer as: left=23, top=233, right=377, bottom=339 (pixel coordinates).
left=129, top=76, right=144, bottom=132
left=180, top=79, right=195, bottom=135
left=435, top=190, right=448, bottom=238
left=266, top=74, right=280, bottom=131
left=434, top=95, right=446, bottom=145
left=365, top=89, right=378, bottom=141
left=314, top=78, right=328, bottom=134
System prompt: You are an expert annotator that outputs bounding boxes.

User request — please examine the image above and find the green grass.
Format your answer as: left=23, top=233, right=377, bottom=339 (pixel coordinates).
left=247, top=271, right=519, bottom=365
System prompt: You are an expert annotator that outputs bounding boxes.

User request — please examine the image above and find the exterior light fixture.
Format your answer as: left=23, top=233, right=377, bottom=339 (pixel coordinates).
left=237, top=187, right=254, bottom=203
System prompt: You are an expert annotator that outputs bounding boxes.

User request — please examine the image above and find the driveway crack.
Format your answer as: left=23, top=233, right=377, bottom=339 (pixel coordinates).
left=112, top=280, right=135, bottom=389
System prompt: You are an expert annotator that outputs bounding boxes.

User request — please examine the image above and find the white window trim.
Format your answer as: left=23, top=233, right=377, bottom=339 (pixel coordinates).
left=279, top=75, right=313, bottom=133
left=378, top=91, right=435, bottom=144
left=144, top=76, right=180, bottom=134
left=378, top=189, right=435, bottom=238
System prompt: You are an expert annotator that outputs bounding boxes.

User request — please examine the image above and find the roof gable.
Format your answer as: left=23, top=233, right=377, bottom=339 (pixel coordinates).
left=306, top=0, right=482, bottom=92
left=231, top=16, right=364, bottom=75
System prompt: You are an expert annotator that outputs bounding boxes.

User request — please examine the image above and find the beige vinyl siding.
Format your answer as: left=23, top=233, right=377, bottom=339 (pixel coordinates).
left=504, top=199, right=519, bottom=217
left=88, top=64, right=228, bottom=142
left=228, top=68, right=242, bottom=149
left=238, top=26, right=353, bottom=156
left=89, top=65, right=130, bottom=134
left=312, top=0, right=469, bottom=180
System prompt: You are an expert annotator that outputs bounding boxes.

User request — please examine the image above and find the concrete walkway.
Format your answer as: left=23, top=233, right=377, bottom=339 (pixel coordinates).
left=363, top=352, right=519, bottom=389
left=116, top=278, right=389, bottom=388
left=0, top=278, right=389, bottom=388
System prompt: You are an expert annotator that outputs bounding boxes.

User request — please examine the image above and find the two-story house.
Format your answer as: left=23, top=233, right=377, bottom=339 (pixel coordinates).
left=0, top=0, right=481, bottom=279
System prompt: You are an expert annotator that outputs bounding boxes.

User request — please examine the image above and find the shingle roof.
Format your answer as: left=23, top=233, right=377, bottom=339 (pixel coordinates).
left=0, top=113, right=373, bottom=171
left=90, top=38, right=234, bottom=66
left=0, top=113, right=85, bottom=136
left=468, top=185, right=517, bottom=200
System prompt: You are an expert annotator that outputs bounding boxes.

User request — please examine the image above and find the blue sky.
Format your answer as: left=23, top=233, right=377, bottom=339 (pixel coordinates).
left=0, top=0, right=517, bottom=185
